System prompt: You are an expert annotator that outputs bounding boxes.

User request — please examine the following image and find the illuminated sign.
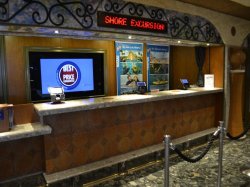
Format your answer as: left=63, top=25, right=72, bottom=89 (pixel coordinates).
left=97, top=11, right=168, bottom=33
left=57, top=61, right=81, bottom=90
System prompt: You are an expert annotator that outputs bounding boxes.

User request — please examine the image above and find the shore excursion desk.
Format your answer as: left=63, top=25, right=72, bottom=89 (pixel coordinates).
left=33, top=87, right=223, bottom=175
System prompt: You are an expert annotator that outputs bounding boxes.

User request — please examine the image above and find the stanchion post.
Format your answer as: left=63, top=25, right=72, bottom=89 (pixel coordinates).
left=164, top=135, right=171, bottom=187
left=218, top=121, right=225, bottom=187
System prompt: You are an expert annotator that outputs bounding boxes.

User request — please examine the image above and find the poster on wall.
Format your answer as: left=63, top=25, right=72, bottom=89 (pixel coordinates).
left=147, top=44, right=169, bottom=91
left=115, top=42, right=143, bottom=95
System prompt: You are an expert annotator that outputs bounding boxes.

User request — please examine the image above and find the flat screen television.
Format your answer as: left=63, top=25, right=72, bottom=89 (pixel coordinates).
left=26, top=48, right=106, bottom=102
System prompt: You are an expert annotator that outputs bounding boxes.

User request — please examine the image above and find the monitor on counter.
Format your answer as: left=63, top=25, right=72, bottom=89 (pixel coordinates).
left=180, top=78, right=190, bottom=90
left=27, top=48, right=106, bottom=102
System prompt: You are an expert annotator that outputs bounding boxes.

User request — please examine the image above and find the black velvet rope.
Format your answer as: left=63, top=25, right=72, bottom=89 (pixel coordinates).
left=226, top=124, right=250, bottom=140
left=171, top=133, right=218, bottom=163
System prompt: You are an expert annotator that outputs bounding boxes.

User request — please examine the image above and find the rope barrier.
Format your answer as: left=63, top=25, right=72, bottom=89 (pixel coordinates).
left=226, top=124, right=250, bottom=140
left=169, top=128, right=220, bottom=163
left=164, top=122, right=225, bottom=187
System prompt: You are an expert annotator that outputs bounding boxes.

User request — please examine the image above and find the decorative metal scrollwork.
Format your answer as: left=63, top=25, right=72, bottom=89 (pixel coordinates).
left=169, top=16, right=221, bottom=43
left=0, top=0, right=49, bottom=24
left=48, top=0, right=100, bottom=28
left=193, top=22, right=221, bottom=43
left=104, top=0, right=166, bottom=20
left=0, top=0, right=100, bottom=29
left=169, top=16, right=193, bottom=40
left=103, top=0, right=221, bottom=43
left=0, top=0, right=222, bottom=43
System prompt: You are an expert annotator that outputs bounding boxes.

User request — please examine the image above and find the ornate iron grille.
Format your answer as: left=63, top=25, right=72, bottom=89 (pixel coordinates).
left=0, top=0, right=222, bottom=43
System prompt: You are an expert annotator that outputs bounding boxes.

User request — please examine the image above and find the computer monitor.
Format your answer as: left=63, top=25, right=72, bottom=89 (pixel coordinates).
left=180, top=79, right=190, bottom=90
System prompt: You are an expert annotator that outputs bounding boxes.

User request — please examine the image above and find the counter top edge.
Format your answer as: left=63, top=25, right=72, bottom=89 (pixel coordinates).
left=34, top=88, right=223, bottom=116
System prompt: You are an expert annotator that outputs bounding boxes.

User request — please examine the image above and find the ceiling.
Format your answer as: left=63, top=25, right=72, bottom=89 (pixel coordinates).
left=177, top=0, right=250, bottom=21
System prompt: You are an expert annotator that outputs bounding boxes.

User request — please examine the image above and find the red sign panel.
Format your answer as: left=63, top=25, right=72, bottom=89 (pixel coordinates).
left=97, top=11, right=168, bottom=33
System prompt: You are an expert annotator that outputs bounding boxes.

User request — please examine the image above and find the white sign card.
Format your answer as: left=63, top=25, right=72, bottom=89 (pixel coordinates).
left=204, top=74, right=214, bottom=88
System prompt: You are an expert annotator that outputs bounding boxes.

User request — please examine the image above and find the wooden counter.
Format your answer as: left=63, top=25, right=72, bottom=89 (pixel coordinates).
left=34, top=88, right=223, bottom=174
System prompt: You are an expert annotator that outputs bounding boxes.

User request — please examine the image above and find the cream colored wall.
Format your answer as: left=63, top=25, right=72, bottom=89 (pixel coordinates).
left=127, top=0, right=250, bottom=46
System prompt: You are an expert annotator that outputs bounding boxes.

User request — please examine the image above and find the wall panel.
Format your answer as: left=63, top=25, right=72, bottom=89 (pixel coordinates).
left=171, top=45, right=224, bottom=89
left=209, top=46, right=224, bottom=87
left=171, top=46, right=197, bottom=89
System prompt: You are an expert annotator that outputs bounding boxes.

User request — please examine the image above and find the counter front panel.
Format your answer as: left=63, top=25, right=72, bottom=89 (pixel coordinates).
left=38, top=88, right=223, bottom=174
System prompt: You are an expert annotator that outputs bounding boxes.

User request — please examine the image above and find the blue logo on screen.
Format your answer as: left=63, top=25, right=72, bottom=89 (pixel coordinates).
left=57, top=61, right=81, bottom=90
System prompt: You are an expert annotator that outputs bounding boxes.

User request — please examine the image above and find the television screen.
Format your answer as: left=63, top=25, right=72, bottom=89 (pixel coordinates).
left=27, top=48, right=105, bottom=102
left=40, top=58, right=94, bottom=94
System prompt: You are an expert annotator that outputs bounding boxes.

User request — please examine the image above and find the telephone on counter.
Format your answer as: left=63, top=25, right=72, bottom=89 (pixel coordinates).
left=48, top=87, right=65, bottom=104
left=180, top=79, right=190, bottom=90
left=136, top=81, right=147, bottom=94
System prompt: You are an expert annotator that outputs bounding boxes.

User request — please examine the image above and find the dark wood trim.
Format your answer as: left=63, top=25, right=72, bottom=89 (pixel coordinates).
left=0, top=36, right=7, bottom=103
left=243, top=34, right=250, bottom=128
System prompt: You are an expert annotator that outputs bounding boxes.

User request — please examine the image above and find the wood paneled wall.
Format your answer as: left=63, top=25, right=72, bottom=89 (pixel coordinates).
left=4, top=36, right=116, bottom=104
left=171, top=46, right=197, bottom=89
left=208, top=46, right=224, bottom=87
left=171, top=46, right=224, bottom=89
left=13, top=103, right=39, bottom=124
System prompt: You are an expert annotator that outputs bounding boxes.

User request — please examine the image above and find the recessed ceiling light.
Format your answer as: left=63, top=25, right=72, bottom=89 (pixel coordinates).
left=177, top=40, right=181, bottom=43
left=128, top=35, right=132, bottom=39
